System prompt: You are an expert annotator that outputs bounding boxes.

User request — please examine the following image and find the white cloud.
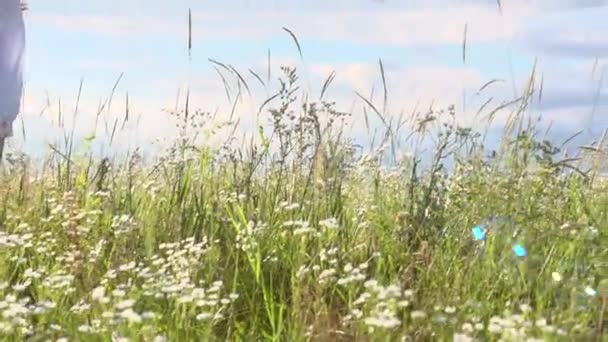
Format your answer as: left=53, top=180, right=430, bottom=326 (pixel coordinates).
left=515, top=6, right=608, bottom=59
left=311, top=62, right=488, bottom=117
left=30, top=13, right=180, bottom=38
left=21, top=0, right=608, bottom=155
left=31, top=6, right=524, bottom=46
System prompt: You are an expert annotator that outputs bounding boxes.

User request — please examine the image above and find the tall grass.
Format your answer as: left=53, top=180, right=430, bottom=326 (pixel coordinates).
left=0, top=29, right=606, bottom=342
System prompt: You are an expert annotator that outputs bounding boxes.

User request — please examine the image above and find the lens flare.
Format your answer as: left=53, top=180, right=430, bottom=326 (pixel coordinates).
left=512, top=244, right=526, bottom=257
left=472, top=224, right=487, bottom=241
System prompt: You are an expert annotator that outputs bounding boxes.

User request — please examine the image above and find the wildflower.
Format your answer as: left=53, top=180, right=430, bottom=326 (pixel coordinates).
left=364, top=310, right=401, bottom=329
left=161, top=284, right=183, bottom=294
left=70, top=302, right=91, bottom=313
left=351, top=309, right=363, bottom=319
left=487, top=323, right=502, bottom=334
left=490, top=316, right=503, bottom=325
left=115, top=299, right=135, bottom=310
left=77, top=325, right=95, bottom=333
left=196, top=300, right=216, bottom=307
left=101, top=311, right=115, bottom=319
left=535, top=318, right=547, bottom=327
left=190, top=288, right=206, bottom=299
left=500, top=317, right=516, bottom=328
left=353, top=292, right=371, bottom=306
left=12, top=282, right=29, bottom=292
left=177, top=295, right=194, bottom=304
left=91, top=287, right=106, bottom=301
left=112, top=335, right=129, bottom=342
left=453, top=333, right=473, bottom=342
left=119, top=308, right=142, bottom=324
left=32, top=305, right=49, bottom=315
left=112, top=289, right=126, bottom=298
left=23, top=268, right=42, bottom=280
left=319, top=218, right=339, bottom=230
left=364, top=279, right=379, bottom=290
left=118, top=262, right=136, bottom=272
left=433, top=314, right=448, bottom=324
left=319, top=269, right=336, bottom=281
left=398, top=300, right=410, bottom=308
left=410, top=311, right=427, bottom=320
left=142, top=311, right=156, bottom=320
left=519, top=303, right=532, bottom=313
left=379, top=285, right=402, bottom=299
left=551, top=272, right=562, bottom=282
left=296, top=266, right=309, bottom=278
left=196, top=312, right=213, bottom=321
left=293, top=226, right=314, bottom=236
left=584, top=287, right=597, bottom=296
left=351, top=272, right=365, bottom=282
left=50, top=324, right=63, bottom=331
left=512, top=314, right=526, bottom=325
left=541, top=325, right=556, bottom=333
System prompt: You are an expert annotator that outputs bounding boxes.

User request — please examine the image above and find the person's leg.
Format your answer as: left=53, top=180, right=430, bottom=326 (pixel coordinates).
left=0, top=120, right=9, bottom=161
left=0, top=117, right=14, bottom=161
left=0, top=137, right=4, bottom=161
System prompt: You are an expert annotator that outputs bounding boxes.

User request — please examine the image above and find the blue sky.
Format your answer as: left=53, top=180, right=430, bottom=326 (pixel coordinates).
left=10, top=0, right=608, bottom=157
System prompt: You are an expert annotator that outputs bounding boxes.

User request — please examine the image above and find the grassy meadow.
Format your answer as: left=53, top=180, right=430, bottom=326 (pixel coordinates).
left=0, top=41, right=607, bottom=341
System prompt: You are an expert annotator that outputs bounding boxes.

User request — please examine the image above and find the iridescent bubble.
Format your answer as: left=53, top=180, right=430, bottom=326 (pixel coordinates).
left=472, top=224, right=487, bottom=241
left=512, top=244, right=526, bottom=257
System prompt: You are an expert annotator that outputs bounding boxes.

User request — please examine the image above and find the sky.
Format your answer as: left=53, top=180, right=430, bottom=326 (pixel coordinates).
left=9, top=0, right=608, bottom=159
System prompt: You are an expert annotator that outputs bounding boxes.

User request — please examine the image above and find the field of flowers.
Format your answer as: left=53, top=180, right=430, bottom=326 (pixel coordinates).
left=0, top=64, right=606, bottom=341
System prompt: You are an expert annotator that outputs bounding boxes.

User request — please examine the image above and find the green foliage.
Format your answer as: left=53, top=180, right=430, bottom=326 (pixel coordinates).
left=0, top=64, right=606, bottom=342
